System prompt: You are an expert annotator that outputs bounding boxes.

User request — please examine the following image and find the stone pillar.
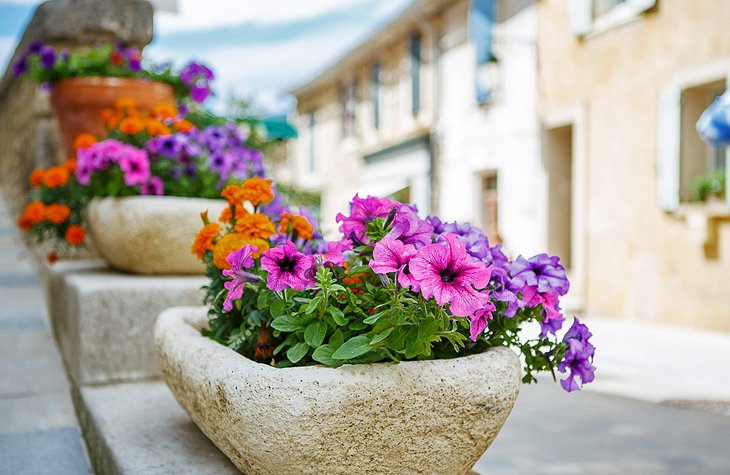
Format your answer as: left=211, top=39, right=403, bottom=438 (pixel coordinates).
left=0, top=0, right=154, bottom=217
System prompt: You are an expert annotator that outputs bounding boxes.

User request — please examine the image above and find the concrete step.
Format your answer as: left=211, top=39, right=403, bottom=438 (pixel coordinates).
left=76, top=381, right=239, bottom=475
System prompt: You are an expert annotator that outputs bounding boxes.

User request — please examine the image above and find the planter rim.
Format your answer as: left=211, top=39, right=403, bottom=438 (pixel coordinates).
left=51, top=76, right=171, bottom=89
left=155, top=305, right=518, bottom=376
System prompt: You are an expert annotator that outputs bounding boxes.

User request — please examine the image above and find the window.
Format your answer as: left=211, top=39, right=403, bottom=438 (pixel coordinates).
left=480, top=172, right=501, bottom=243
left=570, top=0, right=655, bottom=36
left=657, top=79, right=729, bottom=211
left=371, top=62, right=381, bottom=130
left=410, top=34, right=421, bottom=116
left=308, top=112, right=316, bottom=173
left=341, top=80, right=358, bottom=137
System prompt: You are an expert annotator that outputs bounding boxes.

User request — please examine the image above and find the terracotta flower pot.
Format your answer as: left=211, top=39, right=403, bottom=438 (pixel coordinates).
left=49, top=77, right=175, bottom=160
left=155, top=306, right=521, bottom=475
left=86, top=196, right=228, bottom=275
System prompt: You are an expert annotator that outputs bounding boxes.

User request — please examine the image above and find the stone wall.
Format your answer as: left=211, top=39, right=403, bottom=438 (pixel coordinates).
left=0, top=0, right=154, bottom=218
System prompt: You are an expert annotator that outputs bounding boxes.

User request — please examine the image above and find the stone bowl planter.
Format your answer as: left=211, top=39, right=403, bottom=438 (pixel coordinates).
left=155, top=306, right=522, bottom=475
left=87, top=196, right=227, bottom=275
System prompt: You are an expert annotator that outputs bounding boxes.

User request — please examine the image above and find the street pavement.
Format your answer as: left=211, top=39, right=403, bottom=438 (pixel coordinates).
left=0, top=193, right=728, bottom=475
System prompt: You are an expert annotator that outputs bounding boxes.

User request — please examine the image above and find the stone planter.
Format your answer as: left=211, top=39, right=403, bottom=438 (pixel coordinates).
left=49, top=77, right=175, bottom=159
left=155, top=306, right=522, bottom=475
left=87, top=196, right=227, bottom=275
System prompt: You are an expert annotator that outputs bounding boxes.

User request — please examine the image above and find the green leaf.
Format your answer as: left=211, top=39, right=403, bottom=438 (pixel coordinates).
left=256, top=293, right=268, bottom=310
left=286, top=342, right=309, bottom=363
left=328, top=307, right=348, bottom=326
left=311, top=344, right=341, bottom=366
left=349, top=320, right=368, bottom=331
left=332, top=335, right=371, bottom=360
left=363, top=310, right=387, bottom=324
left=304, top=322, right=328, bottom=347
left=369, top=327, right=394, bottom=345
left=347, top=265, right=371, bottom=275
left=270, top=299, right=286, bottom=318
left=305, top=296, right=321, bottom=314
left=270, top=316, right=302, bottom=332
left=329, top=329, right=345, bottom=349
left=329, top=284, right=346, bottom=292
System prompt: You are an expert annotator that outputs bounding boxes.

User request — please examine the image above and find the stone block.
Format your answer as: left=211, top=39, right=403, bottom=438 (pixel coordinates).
left=77, top=381, right=239, bottom=475
left=42, top=259, right=207, bottom=386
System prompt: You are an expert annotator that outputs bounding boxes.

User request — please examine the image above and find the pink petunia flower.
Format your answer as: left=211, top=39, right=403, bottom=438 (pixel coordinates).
left=140, top=176, right=164, bottom=195
left=369, top=237, right=419, bottom=290
left=336, top=194, right=395, bottom=244
left=261, top=241, right=316, bottom=291
left=118, top=147, right=150, bottom=186
left=409, top=234, right=492, bottom=317
left=322, top=239, right=352, bottom=266
left=468, top=296, right=496, bottom=341
left=222, top=244, right=261, bottom=311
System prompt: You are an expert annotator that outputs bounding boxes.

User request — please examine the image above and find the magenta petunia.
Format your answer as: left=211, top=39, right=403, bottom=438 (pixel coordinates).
left=140, top=176, right=164, bottom=196
left=409, top=234, right=492, bottom=316
left=261, top=241, right=316, bottom=291
left=369, top=237, right=419, bottom=290
left=222, top=244, right=261, bottom=311
left=336, top=194, right=395, bottom=244
left=468, top=296, right=496, bottom=341
left=322, top=239, right=352, bottom=266
left=386, top=204, right=434, bottom=249
left=118, top=147, right=151, bottom=186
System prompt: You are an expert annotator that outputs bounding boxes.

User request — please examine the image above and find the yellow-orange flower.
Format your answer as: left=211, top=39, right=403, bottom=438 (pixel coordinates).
left=218, top=205, right=248, bottom=224
left=279, top=212, right=314, bottom=240
left=221, top=185, right=246, bottom=207
left=21, top=201, right=46, bottom=225
left=212, top=233, right=269, bottom=269
left=64, top=159, right=77, bottom=173
left=191, top=223, right=222, bottom=260
left=29, top=168, right=45, bottom=188
left=115, top=96, right=138, bottom=114
left=151, top=103, right=178, bottom=120
left=173, top=119, right=194, bottom=133
left=73, top=133, right=97, bottom=150
left=234, top=213, right=276, bottom=240
left=64, top=225, right=85, bottom=246
left=45, top=203, right=71, bottom=224
left=101, top=108, right=119, bottom=129
left=144, top=118, right=171, bottom=136
left=119, top=116, right=144, bottom=135
left=42, top=166, right=69, bottom=188
left=240, top=177, right=274, bottom=206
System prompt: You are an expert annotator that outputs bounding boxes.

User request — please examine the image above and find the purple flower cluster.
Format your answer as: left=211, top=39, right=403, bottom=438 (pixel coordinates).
left=180, top=62, right=214, bottom=103
left=76, top=139, right=159, bottom=192
left=336, top=194, right=395, bottom=244
left=558, top=319, right=596, bottom=392
left=12, top=41, right=57, bottom=76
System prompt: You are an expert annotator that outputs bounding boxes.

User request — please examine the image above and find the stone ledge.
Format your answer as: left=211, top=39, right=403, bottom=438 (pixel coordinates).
left=40, top=259, right=207, bottom=386
left=76, top=381, right=239, bottom=475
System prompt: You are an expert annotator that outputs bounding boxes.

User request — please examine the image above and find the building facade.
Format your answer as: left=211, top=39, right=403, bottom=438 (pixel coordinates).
left=286, top=0, right=549, bottom=267
left=537, top=0, right=730, bottom=330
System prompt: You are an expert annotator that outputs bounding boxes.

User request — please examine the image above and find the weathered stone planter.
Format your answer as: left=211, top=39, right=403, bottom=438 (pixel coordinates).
left=155, top=306, right=521, bottom=475
left=87, top=196, right=227, bottom=275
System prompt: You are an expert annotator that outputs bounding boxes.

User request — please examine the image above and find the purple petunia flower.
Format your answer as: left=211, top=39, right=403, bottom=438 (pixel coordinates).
left=336, top=194, right=395, bottom=244
left=261, top=242, right=316, bottom=291
left=409, top=234, right=492, bottom=317
left=558, top=318, right=596, bottom=392
left=140, top=176, right=164, bottom=196
left=489, top=267, right=521, bottom=318
left=118, top=148, right=151, bottom=186
left=222, top=244, right=261, bottom=311
left=369, top=237, right=419, bottom=290
left=468, top=297, right=496, bottom=341
left=510, top=254, right=570, bottom=296
left=386, top=204, right=434, bottom=249
left=321, top=239, right=352, bottom=266
left=539, top=314, right=565, bottom=339
left=28, top=41, right=42, bottom=54
left=11, top=55, right=28, bottom=76
left=39, top=45, right=56, bottom=69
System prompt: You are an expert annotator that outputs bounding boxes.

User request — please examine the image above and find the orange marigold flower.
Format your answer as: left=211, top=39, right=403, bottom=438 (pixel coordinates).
left=73, top=133, right=97, bottom=150
left=234, top=213, right=276, bottom=240
left=22, top=201, right=45, bottom=225
left=221, top=184, right=246, bottom=207
left=151, top=103, right=178, bottom=120
left=119, top=116, right=144, bottom=135
left=145, top=119, right=171, bottom=136
left=218, top=206, right=248, bottom=224
left=47, top=252, right=59, bottom=265
left=173, top=119, right=194, bottom=133
left=342, top=273, right=368, bottom=286
left=29, top=168, right=45, bottom=188
left=64, top=159, right=77, bottom=173
left=115, top=96, right=137, bottom=113
left=191, top=223, right=222, bottom=260
left=64, top=225, right=85, bottom=246
left=45, top=203, right=71, bottom=224
left=279, top=212, right=314, bottom=240
left=17, top=215, right=33, bottom=231
left=41, top=166, right=69, bottom=188
left=101, top=108, right=119, bottom=129
left=212, top=233, right=269, bottom=269
left=240, top=177, right=274, bottom=206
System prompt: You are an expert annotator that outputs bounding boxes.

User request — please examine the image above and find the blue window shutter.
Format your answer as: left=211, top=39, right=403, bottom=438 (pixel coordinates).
left=469, top=0, right=495, bottom=103
left=657, top=86, right=682, bottom=212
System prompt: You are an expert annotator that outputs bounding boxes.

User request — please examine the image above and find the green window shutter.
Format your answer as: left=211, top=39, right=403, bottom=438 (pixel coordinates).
left=657, top=85, right=682, bottom=212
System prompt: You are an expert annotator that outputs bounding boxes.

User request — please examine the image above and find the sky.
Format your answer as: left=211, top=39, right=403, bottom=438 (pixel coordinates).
left=0, top=0, right=413, bottom=115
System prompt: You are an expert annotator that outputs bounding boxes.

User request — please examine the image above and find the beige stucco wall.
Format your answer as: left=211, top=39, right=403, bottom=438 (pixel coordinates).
left=537, top=0, right=730, bottom=331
